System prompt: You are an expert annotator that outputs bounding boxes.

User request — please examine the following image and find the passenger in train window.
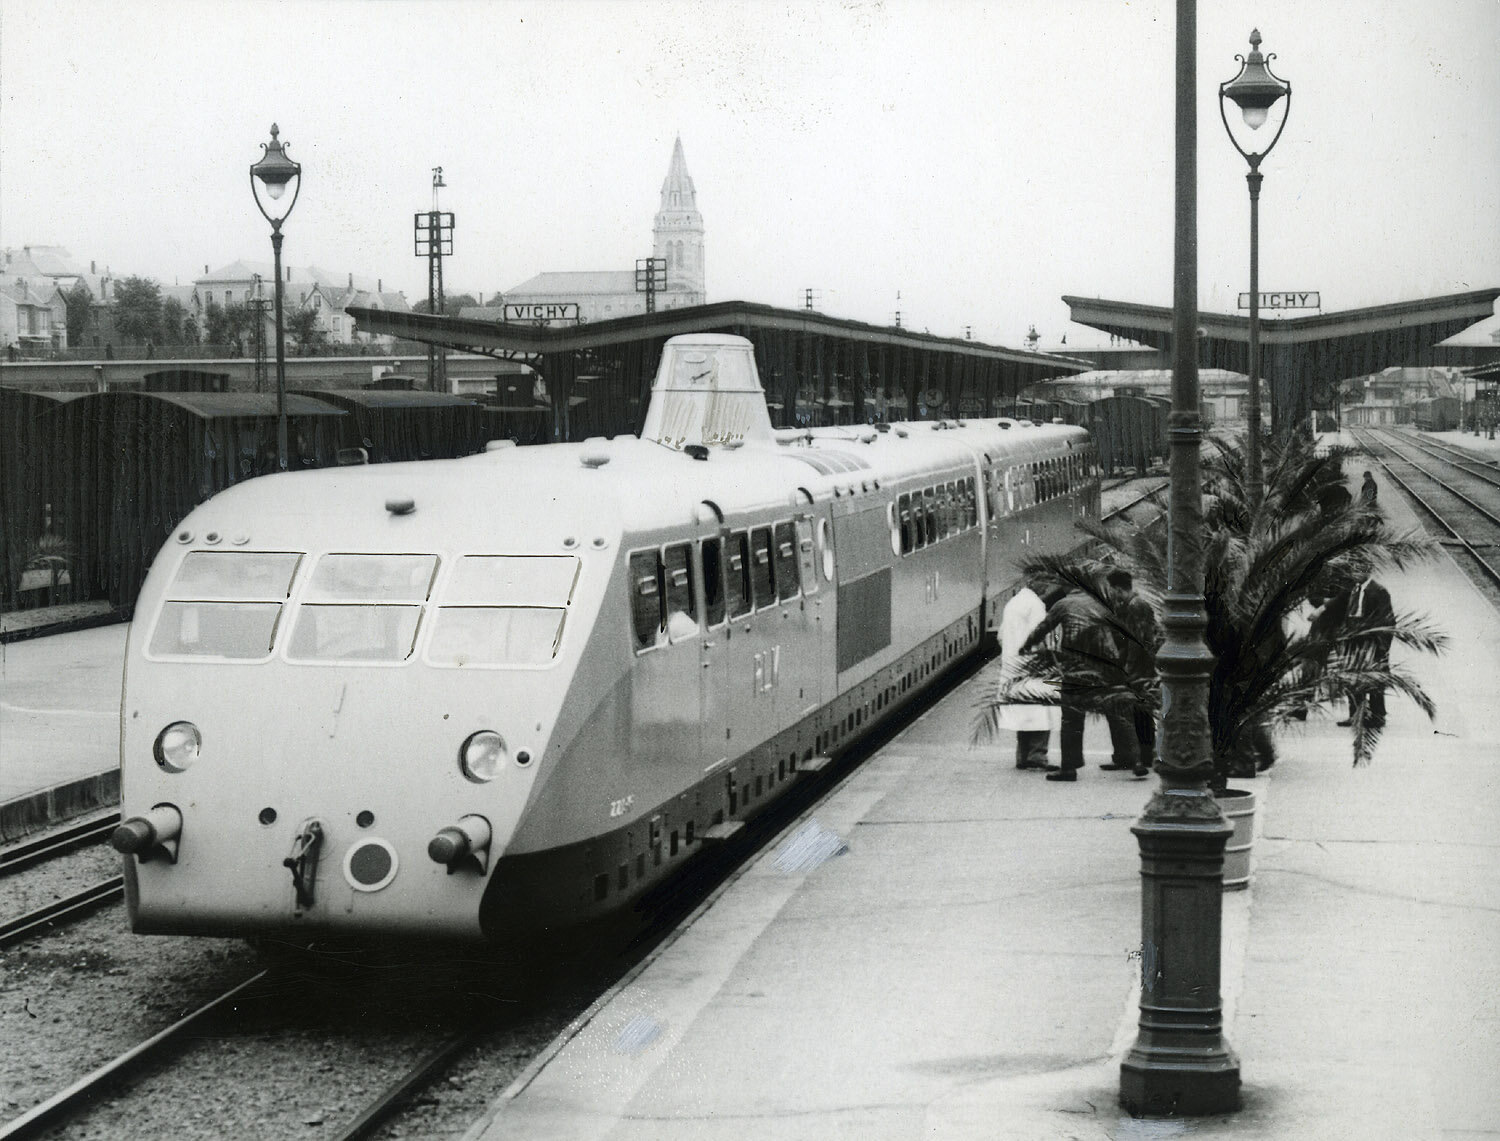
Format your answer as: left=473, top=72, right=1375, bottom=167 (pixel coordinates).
left=923, top=488, right=938, bottom=545
left=898, top=494, right=914, bottom=554
left=994, top=577, right=1061, bottom=770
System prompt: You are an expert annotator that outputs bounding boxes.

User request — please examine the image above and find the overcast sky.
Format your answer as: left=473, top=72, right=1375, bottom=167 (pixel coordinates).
left=2, top=0, right=1497, bottom=347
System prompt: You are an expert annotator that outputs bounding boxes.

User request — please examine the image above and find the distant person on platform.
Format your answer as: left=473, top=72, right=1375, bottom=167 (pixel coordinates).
left=1359, top=470, right=1379, bottom=508
left=1022, top=582, right=1128, bottom=783
left=995, top=578, right=1062, bottom=771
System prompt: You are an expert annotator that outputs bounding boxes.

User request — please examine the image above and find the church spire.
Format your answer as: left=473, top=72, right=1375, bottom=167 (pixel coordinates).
left=653, top=136, right=705, bottom=305
left=659, top=135, right=697, bottom=213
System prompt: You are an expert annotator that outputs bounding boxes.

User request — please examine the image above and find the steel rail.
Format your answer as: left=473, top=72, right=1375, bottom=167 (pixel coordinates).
left=1355, top=431, right=1500, bottom=591
left=0, top=877, right=124, bottom=949
left=1366, top=429, right=1500, bottom=531
left=1103, top=478, right=1170, bottom=522
left=0, top=970, right=272, bottom=1141
left=330, top=1027, right=489, bottom=1141
left=1, top=814, right=121, bottom=877
left=1396, top=428, right=1500, bottom=489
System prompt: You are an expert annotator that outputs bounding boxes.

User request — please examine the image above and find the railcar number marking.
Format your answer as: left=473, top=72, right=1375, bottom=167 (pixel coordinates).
left=609, top=796, right=636, bottom=818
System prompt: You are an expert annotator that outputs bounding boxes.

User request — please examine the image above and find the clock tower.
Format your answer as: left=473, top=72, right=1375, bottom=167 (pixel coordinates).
left=652, top=136, right=706, bottom=305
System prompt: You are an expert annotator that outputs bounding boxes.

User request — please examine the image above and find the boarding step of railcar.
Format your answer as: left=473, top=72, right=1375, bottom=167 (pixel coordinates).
left=797, top=755, right=834, bottom=774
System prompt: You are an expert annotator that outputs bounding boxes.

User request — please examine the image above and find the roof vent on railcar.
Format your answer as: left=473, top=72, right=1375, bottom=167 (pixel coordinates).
left=640, top=334, right=774, bottom=453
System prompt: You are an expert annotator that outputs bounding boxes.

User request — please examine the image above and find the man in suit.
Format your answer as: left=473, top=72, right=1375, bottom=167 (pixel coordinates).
left=1341, top=576, right=1394, bottom=728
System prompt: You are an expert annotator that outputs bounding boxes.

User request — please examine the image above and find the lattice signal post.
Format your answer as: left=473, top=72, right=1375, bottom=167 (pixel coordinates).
left=415, top=167, right=455, bottom=391
left=635, top=257, right=666, bottom=314
left=250, top=274, right=270, bottom=393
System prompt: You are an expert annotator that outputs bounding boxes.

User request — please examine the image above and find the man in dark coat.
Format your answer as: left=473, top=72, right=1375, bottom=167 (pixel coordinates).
left=1341, top=576, right=1394, bottom=727
left=1021, top=583, right=1128, bottom=782
left=1106, top=568, right=1157, bottom=778
left=1359, top=470, right=1379, bottom=508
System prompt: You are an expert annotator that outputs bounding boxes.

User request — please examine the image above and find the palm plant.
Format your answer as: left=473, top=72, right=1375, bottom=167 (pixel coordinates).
left=974, top=431, right=1447, bottom=785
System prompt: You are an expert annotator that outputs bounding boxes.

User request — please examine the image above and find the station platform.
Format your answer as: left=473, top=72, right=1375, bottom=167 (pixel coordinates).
left=0, top=621, right=127, bottom=838
left=464, top=481, right=1500, bottom=1140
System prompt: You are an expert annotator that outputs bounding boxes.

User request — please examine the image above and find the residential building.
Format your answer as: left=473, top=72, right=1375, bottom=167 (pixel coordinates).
left=1, top=275, right=67, bottom=354
left=194, top=262, right=410, bottom=347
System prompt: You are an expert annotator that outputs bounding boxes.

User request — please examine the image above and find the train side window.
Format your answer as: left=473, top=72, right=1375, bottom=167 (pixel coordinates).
left=702, top=537, right=726, bottom=628
left=774, top=521, right=799, bottom=602
left=663, top=543, right=698, bottom=642
left=967, top=477, right=978, bottom=527
left=911, top=492, right=925, bottom=550
left=898, top=493, right=914, bottom=555
left=795, top=519, right=819, bottom=594
left=629, top=550, right=665, bottom=652
left=923, top=487, right=938, bottom=546
left=947, top=481, right=958, bottom=534
left=725, top=531, right=752, bottom=620
left=750, top=526, right=775, bottom=609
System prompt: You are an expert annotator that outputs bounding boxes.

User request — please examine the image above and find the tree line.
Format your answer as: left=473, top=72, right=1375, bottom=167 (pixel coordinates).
left=66, top=275, right=330, bottom=352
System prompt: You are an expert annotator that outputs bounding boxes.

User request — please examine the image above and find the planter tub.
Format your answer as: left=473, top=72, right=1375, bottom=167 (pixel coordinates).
left=1215, top=785, right=1256, bottom=891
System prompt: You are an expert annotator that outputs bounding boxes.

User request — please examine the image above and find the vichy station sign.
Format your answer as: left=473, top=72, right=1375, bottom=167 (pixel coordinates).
left=1237, top=291, right=1320, bottom=310
left=504, top=303, right=580, bottom=322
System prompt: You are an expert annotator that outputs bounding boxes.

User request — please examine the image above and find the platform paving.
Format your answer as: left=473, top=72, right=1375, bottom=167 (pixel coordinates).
left=465, top=479, right=1500, bottom=1141
left=0, top=622, right=128, bottom=831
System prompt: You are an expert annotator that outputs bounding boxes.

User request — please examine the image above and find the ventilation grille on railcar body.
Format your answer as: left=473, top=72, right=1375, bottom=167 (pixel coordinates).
left=789, top=449, right=871, bottom=475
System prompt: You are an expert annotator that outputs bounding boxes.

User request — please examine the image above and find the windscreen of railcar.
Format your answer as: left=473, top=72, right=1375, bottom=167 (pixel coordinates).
left=148, top=551, right=303, bottom=659
left=425, top=555, right=578, bottom=667
left=287, top=553, right=438, bottom=662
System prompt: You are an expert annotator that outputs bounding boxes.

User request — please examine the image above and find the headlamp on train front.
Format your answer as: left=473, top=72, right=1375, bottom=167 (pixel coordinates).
left=154, top=721, right=202, bottom=773
left=460, top=731, right=506, bottom=783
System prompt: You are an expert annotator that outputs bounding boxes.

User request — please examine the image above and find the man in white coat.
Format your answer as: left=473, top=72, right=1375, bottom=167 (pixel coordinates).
left=996, top=578, right=1062, bottom=769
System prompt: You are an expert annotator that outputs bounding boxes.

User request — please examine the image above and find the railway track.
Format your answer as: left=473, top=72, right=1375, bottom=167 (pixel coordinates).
left=1, top=813, right=120, bottom=877
left=1400, top=429, right=1500, bottom=490
left=1355, top=428, right=1500, bottom=601
left=1, top=814, right=126, bottom=949
left=0, top=877, right=124, bottom=950
left=0, top=972, right=272, bottom=1141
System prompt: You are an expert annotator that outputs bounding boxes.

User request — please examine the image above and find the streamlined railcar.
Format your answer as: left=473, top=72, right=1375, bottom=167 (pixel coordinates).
left=114, top=334, right=1098, bottom=944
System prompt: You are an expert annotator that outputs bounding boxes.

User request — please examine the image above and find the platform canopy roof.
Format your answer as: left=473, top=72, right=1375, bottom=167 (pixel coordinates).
left=348, top=299, right=1092, bottom=441
left=1064, top=288, right=1500, bottom=427
left=348, top=298, right=1089, bottom=376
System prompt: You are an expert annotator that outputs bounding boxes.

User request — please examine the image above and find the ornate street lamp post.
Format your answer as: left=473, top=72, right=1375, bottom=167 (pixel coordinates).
left=250, top=124, right=302, bottom=471
left=1119, top=0, right=1240, bottom=1116
left=1220, top=29, right=1290, bottom=511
